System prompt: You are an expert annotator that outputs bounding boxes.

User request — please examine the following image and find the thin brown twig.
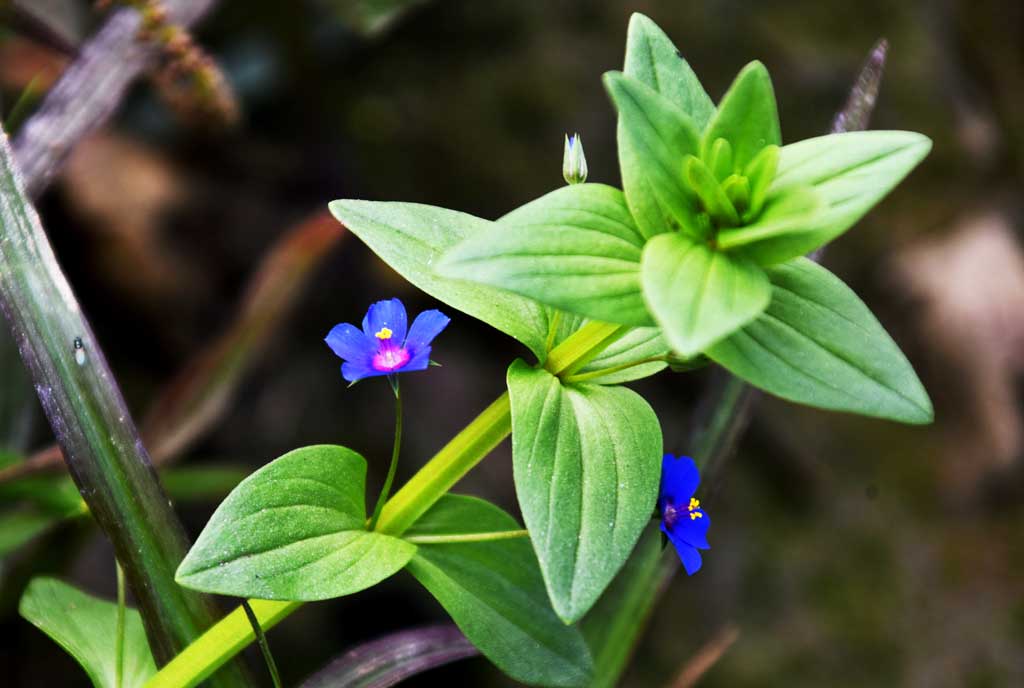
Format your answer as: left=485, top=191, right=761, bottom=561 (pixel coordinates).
left=667, top=624, right=740, bottom=688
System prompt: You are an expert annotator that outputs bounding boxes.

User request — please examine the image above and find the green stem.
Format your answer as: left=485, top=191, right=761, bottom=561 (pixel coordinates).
left=240, top=601, right=282, bottom=688
left=545, top=321, right=625, bottom=376
left=116, top=561, right=126, bottom=688
left=144, top=319, right=619, bottom=688
left=368, top=379, right=402, bottom=530
left=404, top=529, right=530, bottom=545
left=374, top=392, right=511, bottom=535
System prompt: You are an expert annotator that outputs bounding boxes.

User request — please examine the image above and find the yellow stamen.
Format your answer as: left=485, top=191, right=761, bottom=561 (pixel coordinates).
left=690, top=511, right=703, bottom=520
left=688, top=497, right=700, bottom=511
left=375, top=327, right=393, bottom=340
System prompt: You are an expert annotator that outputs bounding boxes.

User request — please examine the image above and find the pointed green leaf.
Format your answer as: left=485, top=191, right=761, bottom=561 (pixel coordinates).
left=439, top=184, right=652, bottom=326
left=685, top=155, right=740, bottom=227
left=176, top=445, right=415, bottom=600
left=702, top=61, right=781, bottom=172
left=641, top=233, right=771, bottom=356
left=604, top=71, right=705, bottom=241
left=19, top=577, right=157, bottom=688
left=745, top=131, right=932, bottom=264
left=622, top=13, right=716, bottom=128
left=548, top=314, right=669, bottom=384
left=743, top=143, right=780, bottom=220
left=328, top=200, right=550, bottom=358
left=576, top=325, right=669, bottom=384
left=717, top=186, right=823, bottom=254
left=707, top=258, right=933, bottom=424
left=507, top=361, right=662, bottom=624
left=405, top=495, right=594, bottom=687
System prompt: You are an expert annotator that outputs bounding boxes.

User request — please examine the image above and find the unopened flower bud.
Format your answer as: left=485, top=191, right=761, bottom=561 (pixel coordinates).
left=562, top=133, right=588, bottom=185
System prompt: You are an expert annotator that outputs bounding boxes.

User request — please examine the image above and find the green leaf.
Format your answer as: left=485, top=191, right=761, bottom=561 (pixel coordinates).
left=176, top=445, right=415, bottom=600
left=576, top=325, right=669, bottom=384
left=328, top=200, right=551, bottom=358
left=641, top=233, right=771, bottom=356
left=19, top=577, right=157, bottom=688
left=439, top=184, right=651, bottom=327
left=707, top=258, right=933, bottom=423
left=744, top=131, right=932, bottom=264
left=581, top=522, right=663, bottom=688
left=0, top=510, right=59, bottom=557
left=622, top=13, right=716, bottom=128
left=702, top=61, right=781, bottom=172
left=717, top=186, right=824, bottom=254
left=506, top=361, right=662, bottom=624
left=160, top=466, right=247, bottom=504
left=604, top=71, right=705, bottom=241
left=405, top=495, right=593, bottom=687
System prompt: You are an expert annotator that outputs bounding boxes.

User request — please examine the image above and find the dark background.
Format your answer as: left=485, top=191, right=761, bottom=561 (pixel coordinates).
left=1, top=0, right=1023, bottom=685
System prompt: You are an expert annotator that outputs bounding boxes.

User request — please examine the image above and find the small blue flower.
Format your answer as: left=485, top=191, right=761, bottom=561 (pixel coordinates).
left=659, top=454, right=710, bottom=575
left=325, top=298, right=450, bottom=383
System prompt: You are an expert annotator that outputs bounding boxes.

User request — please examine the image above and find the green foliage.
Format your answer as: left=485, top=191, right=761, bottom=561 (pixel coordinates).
left=506, top=361, right=662, bottom=623
left=176, top=445, right=415, bottom=600
left=328, top=200, right=551, bottom=358
left=405, top=495, right=594, bottom=687
left=716, top=186, right=823, bottom=252
left=19, top=577, right=156, bottom=688
left=622, top=13, right=716, bottom=129
left=440, top=184, right=651, bottom=326
left=701, top=61, right=781, bottom=172
left=641, top=232, right=771, bottom=357
left=0, top=511, right=61, bottom=558
left=742, top=130, right=933, bottom=264
left=573, top=324, right=669, bottom=384
left=604, top=71, right=704, bottom=240
left=707, top=258, right=933, bottom=423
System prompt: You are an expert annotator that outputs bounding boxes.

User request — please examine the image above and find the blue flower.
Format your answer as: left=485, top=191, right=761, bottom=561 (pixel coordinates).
left=659, top=454, right=710, bottom=575
left=325, top=298, right=450, bottom=383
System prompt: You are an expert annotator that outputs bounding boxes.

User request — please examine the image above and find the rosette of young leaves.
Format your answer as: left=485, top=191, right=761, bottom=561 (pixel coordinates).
left=404, top=494, right=594, bottom=687
left=434, top=13, right=932, bottom=423
left=176, top=445, right=415, bottom=600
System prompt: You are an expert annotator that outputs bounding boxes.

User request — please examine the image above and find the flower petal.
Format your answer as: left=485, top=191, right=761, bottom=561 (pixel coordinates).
left=341, top=360, right=385, bottom=383
left=405, top=309, right=450, bottom=351
left=400, top=345, right=432, bottom=373
left=325, top=322, right=374, bottom=361
left=362, top=298, right=408, bottom=342
left=660, top=454, right=700, bottom=504
left=672, top=509, right=710, bottom=550
left=662, top=523, right=703, bottom=575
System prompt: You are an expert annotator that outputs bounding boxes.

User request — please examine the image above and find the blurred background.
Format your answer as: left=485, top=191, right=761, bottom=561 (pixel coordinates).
left=0, top=0, right=1022, bottom=686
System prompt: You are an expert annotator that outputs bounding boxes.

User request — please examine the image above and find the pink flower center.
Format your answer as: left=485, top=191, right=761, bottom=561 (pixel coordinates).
left=372, top=343, right=410, bottom=372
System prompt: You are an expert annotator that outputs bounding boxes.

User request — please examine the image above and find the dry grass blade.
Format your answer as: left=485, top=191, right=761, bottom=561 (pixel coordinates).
left=300, top=625, right=479, bottom=688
